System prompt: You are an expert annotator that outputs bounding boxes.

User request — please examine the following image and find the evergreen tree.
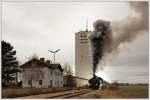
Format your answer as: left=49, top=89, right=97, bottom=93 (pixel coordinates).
left=2, top=40, right=19, bottom=87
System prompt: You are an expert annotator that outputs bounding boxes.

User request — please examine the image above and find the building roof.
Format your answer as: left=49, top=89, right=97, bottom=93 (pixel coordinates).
left=20, top=58, right=63, bottom=72
left=50, top=64, right=63, bottom=72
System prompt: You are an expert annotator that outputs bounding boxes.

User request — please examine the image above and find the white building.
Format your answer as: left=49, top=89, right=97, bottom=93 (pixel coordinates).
left=21, top=58, right=63, bottom=88
left=75, top=30, right=93, bottom=86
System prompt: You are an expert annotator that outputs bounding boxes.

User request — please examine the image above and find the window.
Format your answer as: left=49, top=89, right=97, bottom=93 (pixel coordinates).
left=58, top=81, right=59, bottom=86
left=50, top=80, right=52, bottom=87
left=80, top=42, right=88, bottom=43
left=58, top=72, right=59, bottom=77
left=51, top=71, right=52, bottom=76
left=28, top=80, right=31, bottom=85
left=55, top=72, right=57, bottom=76
left=39, top=80, right=42, bottom=85
left=61, top=73, right=63, bottom=77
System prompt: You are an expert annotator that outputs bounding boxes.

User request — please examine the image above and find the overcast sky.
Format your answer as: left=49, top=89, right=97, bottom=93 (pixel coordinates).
left=2, top=1, right=149, bottom=83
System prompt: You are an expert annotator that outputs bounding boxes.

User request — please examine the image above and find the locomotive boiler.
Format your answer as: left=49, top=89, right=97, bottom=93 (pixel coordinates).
left=88, top=74, right=103, bottom=90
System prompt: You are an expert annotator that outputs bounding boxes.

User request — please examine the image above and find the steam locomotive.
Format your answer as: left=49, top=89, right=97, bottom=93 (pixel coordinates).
left=88, top=74, right=103, bottom=90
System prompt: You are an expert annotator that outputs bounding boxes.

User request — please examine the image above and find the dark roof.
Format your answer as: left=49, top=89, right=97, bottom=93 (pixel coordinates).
left=20, top=58, right=63, bottom=72
left=50, top=64, right=63, bottom=72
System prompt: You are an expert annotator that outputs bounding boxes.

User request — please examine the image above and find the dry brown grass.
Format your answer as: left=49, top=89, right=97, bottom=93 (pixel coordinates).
left=88, top=85, right=148, bottom=98
left=2, top=87, right=71, bottom=98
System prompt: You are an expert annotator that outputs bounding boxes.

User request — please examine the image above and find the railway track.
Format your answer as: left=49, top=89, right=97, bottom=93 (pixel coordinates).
left=48, top=89, right=92, bottom=98
left=17, top=89, right=93, bottom=99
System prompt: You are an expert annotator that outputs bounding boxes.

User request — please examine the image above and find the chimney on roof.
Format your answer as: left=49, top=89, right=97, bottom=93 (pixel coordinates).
left=40, top=58, right=45, bottom=62
left=46, top=60, right=50, bottom=65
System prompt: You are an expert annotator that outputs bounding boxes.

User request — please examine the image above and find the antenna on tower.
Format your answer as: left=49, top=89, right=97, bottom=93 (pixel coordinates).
left=86, top=19, right=88, bottom=31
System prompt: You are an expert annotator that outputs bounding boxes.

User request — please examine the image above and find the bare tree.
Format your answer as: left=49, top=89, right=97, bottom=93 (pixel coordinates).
left=63, top=63, right=76, bottom=87
left=63, top=63, right=73, bottom=76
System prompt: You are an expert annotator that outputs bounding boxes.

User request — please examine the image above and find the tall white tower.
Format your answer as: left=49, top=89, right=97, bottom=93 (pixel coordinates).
left=75, top=30, right=93, bottom=80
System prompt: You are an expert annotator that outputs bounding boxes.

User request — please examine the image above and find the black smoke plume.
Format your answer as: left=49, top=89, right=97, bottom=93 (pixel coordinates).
left=88, top=2, right=148, bottom=74
left=88, top=20, right=112, bottom=73
left=112, top=2, right=148, bottom=50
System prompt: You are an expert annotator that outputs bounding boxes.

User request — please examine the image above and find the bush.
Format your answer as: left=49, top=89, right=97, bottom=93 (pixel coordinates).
left=107, top=84, right=118, bottom=90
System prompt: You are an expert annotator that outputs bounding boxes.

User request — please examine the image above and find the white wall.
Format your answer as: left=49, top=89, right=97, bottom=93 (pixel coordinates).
left=52, top=69, right=63, bottom=87
left=22, top=65, right=63, bottom=88
left=75, top=31, right=93, bottom=79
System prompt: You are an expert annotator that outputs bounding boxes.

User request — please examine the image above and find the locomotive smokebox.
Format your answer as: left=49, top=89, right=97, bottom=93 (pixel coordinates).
left=88, top=74, right=103, bottom=90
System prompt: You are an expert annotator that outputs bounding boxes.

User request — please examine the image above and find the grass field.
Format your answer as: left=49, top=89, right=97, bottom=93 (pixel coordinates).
left=89, top=85, right=149, bottom=98
left=2, top=85, right=148, bottom=98
left=2, top=86, right=87, bottom=98
left=2, top=87, right=72, bottom=98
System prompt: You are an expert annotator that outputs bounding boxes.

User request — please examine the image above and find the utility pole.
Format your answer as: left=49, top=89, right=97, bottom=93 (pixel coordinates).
left=48, top=49, right=61, bottom=64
